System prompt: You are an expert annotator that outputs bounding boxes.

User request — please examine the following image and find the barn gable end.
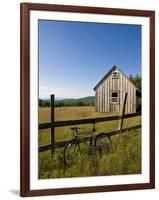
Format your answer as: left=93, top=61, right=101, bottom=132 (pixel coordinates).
left=94, top=66, right=137, bottom=113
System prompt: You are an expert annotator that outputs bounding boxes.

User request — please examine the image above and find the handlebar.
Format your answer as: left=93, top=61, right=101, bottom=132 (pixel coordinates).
left=71, top=127, right=82, bottom=131
left=71, top=127, right=95, bottom=132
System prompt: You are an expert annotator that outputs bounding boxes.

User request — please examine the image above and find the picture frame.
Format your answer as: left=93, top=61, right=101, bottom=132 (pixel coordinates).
left=20, top=2, right=155, bottom=197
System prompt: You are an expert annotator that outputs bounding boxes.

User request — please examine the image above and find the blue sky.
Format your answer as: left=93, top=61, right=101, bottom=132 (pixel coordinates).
left=39, top=20, right=141, bottom=99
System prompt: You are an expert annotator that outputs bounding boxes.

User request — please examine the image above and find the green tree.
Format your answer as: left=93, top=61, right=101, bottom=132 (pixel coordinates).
left=129, top=74, right=142, bottom=112
left=129, top=74, right=141, bottom=91
left=76, top=101, right=84, bottom=106
left=39, top=99, right=50, bottom=107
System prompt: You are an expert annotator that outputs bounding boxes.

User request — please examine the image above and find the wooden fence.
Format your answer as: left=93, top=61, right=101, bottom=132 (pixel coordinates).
left=39, top=94, right=141, bottom=154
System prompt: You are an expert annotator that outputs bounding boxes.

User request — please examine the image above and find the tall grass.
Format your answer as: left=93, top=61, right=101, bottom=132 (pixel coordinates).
left=39, top=106, right=141, bottom=179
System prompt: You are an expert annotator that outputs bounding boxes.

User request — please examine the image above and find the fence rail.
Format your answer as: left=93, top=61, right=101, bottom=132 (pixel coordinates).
left=39, top=124, right=141, bottom=152
left=39, top=94, right=141, bottom=155
left=39, top=112, right=141, bottom=130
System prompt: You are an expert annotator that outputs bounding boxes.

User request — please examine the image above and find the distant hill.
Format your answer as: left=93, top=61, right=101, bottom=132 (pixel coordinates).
left=39, top=96, right=95, bottom=107
left=60, top=96, right=95, bottom=103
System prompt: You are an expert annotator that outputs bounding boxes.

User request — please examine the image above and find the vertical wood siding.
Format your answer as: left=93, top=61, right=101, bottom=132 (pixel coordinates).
left=95, top=68, right=136, bottom=113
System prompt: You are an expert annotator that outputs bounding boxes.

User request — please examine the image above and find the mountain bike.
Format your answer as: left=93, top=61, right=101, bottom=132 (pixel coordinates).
left=63, top=126, right=112, bottom=166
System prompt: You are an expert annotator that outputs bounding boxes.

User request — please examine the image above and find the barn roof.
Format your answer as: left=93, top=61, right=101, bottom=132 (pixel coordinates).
left=93, top=65, right=141, bottom=93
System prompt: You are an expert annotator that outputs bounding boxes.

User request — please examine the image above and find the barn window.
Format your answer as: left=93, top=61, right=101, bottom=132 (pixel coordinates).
left=112, top=71, right=118, bottom=78
left=110, top=91, right=119, bottom=103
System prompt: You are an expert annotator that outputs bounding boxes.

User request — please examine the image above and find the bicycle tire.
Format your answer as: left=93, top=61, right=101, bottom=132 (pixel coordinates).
left=95, top=134, right=112, bottom=154
left=63, top=140, right=81, bottom=166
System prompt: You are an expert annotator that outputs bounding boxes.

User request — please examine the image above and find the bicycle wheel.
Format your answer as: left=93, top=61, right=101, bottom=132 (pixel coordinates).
left=95, top=134, right=112, bottom=154
left=63, top=140, right=81, bottom=166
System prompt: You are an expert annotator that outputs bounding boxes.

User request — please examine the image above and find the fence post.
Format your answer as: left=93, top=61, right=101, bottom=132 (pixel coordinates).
left=120, top=92, right=128, bottom=134
left=51, top=94, right=55, bottom=155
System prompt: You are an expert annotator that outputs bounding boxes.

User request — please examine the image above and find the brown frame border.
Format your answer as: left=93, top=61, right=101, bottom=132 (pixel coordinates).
left=20, top=2, right=155, bottom=197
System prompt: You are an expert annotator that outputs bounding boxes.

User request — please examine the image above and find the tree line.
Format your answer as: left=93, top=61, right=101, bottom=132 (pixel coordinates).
left=39, top=99, right=95, bottom=107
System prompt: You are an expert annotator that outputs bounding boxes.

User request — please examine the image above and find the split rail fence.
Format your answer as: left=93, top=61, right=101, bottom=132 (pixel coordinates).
left=39, top=94, right=141, bottom=154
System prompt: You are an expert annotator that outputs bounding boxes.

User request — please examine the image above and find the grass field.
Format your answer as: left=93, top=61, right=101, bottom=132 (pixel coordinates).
left=39, top=106, right=141, bottom=179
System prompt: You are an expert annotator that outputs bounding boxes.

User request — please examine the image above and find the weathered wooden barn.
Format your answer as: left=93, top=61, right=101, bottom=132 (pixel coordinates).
left=94, top=66, right=139, bottom=113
